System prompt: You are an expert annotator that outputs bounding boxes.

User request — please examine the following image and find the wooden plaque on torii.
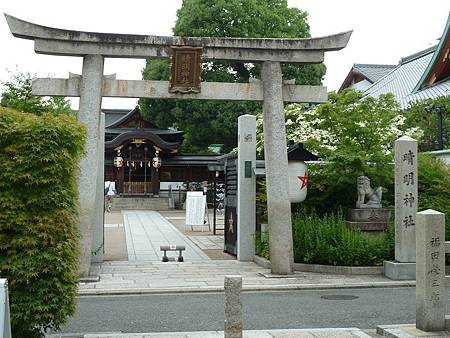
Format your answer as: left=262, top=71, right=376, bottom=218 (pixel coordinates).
left=169, top=46, right=202, bottom=94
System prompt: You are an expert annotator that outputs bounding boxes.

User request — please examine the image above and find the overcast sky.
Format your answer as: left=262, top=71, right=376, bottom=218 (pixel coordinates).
left=0, top=0, right=448, bottom=109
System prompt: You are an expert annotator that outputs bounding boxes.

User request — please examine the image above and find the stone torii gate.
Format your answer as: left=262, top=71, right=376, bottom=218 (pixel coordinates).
left=5, top=14, right=351, bottom=276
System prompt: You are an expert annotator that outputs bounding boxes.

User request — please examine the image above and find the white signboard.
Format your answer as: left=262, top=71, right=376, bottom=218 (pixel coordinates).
left=185, top=192, right=207, bottom=230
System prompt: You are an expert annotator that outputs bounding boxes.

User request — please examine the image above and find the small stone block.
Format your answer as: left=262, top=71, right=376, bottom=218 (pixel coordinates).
left=416, top=210, right=446, bottom=332
left=383, top=260, right=416, bottom=280
left=224, top=276, right=243, bottom=338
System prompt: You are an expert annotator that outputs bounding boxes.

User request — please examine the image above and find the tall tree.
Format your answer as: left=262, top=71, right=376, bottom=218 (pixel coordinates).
left=139, top=0, right=326, bottom=152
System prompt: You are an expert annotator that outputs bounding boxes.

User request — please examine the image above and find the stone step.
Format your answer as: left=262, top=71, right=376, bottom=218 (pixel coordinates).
left=110, top=197, right=170, bottom=211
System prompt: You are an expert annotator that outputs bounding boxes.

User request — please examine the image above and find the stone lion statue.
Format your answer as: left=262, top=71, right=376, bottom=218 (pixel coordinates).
left=356, top=176, right=382, bottom=209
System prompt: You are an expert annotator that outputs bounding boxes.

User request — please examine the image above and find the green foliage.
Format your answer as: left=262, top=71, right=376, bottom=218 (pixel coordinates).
left=0, top=108, right=86, bottom=337
left=403, top=96, right=450, bottom=151
left=292, top=210, right=394, bottom=266
left=256, top=179, right=268, bottom=224
left=1, top=70, right=74, bottom=116
left=139, top=0, right=325, bottom=152
left=255, top=231, right=270, bottom=259
left=257, top=89, right=419, bottom=213
left=417, top=153, right=450, bottom=239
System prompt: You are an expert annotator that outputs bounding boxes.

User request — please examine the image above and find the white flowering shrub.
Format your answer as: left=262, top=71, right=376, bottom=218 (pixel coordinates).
left=256, top=89, right=423, bottom=211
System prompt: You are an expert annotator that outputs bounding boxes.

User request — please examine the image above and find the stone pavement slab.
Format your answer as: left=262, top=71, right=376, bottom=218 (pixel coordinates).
left=123, top=211, right=210, bottom=262
left=82, top=260, right=414, bottom=295
left=189, top=236, right=224, bottom=250
left=83, top=328, right=374, bottom=338
left=376, top=324, right=450, bottom=337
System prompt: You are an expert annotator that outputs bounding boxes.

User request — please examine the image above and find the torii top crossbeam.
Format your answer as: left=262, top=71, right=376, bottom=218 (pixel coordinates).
left=5, top=14, right=351, bottom=63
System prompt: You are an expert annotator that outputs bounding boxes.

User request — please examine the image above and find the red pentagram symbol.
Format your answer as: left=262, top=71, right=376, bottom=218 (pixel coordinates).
left=297, top=171, right=308, bottom=190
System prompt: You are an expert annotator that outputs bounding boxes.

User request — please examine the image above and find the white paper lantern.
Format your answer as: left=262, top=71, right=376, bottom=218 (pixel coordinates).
left=152, top=156, right=162, bottom=168
left=288, top=161, right=307, bottom=203
left=113, top=156, right=123, bottom=168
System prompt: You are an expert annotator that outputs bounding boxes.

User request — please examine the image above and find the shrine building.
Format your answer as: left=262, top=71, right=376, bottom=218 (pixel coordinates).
left=104, top=107, right=221, bottom=197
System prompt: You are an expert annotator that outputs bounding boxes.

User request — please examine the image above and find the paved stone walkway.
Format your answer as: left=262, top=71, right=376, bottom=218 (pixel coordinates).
left=82, top=260, right=414, bottom=295
left=123, top=211, right=210, bottom=262
left=189, top=235, right=224, bottom=250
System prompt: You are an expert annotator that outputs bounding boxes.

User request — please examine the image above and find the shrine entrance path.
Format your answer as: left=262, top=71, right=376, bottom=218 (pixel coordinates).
left=123, top=210, right=210, bottom=262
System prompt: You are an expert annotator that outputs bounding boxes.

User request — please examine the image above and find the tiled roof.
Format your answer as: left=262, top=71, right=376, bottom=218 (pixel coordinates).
left=363, top=46, right=449, bottom=109
left=353, top=64, right=396, bottom=83
left=103, top=109, right=129, bottom=127
left=406, top=80, right=450, bottom=106
left=364, top=13, right=450, bottom=109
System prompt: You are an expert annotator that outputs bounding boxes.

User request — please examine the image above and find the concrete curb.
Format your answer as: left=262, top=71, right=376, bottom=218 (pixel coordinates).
left=77, top=280, right=416, bottom=296
left=80, top=328, right=375, bottom=338
left=253, top=255, right=384, bottom=275
left=377, top=323, right=450, bottom=337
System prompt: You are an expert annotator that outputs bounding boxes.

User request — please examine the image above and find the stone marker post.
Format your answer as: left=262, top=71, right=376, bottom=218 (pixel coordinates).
left=224, top=276, right=243, bottom=338
left=395, top=136, right=418, bottom=262
left=384, top=136, right=418, bottom=280
left=0, top=279, right=12, bottom=338
left=261, top=61, right=294, bottom=275
left=416, top=209, right=446, bottom=332
left=237, top=115, right=256, bottom=261
left=78, top=54, right=104, bottom=277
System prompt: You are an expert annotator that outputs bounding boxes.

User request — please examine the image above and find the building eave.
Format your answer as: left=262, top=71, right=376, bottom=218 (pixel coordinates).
left=413, top=12, right=450, bottom=92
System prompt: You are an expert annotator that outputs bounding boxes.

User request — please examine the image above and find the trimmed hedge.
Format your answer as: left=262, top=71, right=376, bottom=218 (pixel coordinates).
left=0, top=108, right=86, bottom=337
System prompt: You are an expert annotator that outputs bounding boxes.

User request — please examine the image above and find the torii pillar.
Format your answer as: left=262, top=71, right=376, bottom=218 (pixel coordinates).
left=262, top=62, right=294, bottom=273
left=77, top=55, right=104, bottom=275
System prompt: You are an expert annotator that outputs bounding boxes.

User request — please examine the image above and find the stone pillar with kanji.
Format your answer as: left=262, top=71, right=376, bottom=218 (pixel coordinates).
left=395, top=136, right=418, bottom=263
left=384, top=136, right=418, bottom=280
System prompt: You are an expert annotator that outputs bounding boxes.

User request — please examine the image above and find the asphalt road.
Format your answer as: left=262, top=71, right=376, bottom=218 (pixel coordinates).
left=57, top=287, right=450, bottom=335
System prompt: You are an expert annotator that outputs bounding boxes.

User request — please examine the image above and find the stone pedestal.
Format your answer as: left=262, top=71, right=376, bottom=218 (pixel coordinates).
left=383, top=261, right=416, bottom=280
left=346, top=208, right=391, bottom=234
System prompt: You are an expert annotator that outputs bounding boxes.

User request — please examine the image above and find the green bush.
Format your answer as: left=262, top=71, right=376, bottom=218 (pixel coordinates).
left=255, top=231, right=270, bottom=260
left=292, top=210, right=394, bottom=266
left=417, top=153, right=450, bottom=239
left=0, top=108, right=86, bottom=337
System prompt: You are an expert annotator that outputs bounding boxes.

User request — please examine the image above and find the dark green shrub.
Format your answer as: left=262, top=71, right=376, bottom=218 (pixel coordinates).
left=417, top=153, right=450, bottom=239
left=256, top=179, right=268, bottom=224
left=292, top=210, right=394, bottom=266
left=0, top=108, right=86, bottom=337
left=255, top=231, right=270, bottom=260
